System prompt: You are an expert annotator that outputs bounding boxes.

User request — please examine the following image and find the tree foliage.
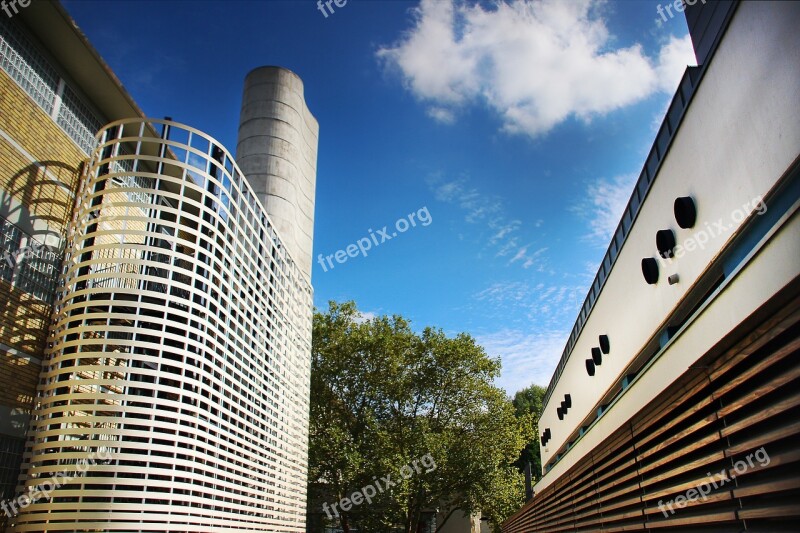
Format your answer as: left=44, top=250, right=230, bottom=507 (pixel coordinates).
left=308, top=301, right=533, bottom=533
left=511, top=384, right=546, bottom=481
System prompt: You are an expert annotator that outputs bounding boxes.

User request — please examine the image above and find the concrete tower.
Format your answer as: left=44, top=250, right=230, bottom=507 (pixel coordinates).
left=236, top=66, right=319, bottom=280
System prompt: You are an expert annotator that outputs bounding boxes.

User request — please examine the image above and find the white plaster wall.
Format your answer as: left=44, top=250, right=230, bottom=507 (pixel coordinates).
left=538, top=0, right=800, bottom=476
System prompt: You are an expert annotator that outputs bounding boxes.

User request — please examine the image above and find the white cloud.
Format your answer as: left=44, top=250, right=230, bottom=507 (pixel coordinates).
left=510, top=245, right=547, bottom=269
left=427, top=106, right=457, bottom=123
left=428, top=174, right=544, bottom=267
left=655, top=33, right=696, bottom=93
left=510, top=245, right=529, bottom=264
left=489, top=221, right=520, bottom=245
left=473, top=278, right=585, bottom=330
left=471, top=276, right=594, bottom=394
left=378, top=0, right=696, bottom=138
left=572, top=173, right=637, bottom=245
left=477, top=328, right=566, bottom=394
left=354, top=311, right=378, bottom=324
left=475, top=280, right=525, bottom=299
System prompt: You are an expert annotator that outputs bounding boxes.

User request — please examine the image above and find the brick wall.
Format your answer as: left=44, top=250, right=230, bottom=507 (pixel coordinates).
left=0, top=69, right=84, bottom=233
left=0, top=68, right=85, bottom=412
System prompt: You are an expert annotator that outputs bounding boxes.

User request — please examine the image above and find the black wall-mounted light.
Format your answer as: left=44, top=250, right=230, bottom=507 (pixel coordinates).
left=586, top=358, right=595, bottom=376
left=599, top=335, right=610, bottom=354
left=642, top=257, right=659, bottom=284
left=674, top=196, right=697, bottom=229
left=557, top=407, right=564, bottom=420
left=561, top=401, right=568, bottom=413
left=591, top=347, right=602, bottom=366
left=656, top=229, right=677, bottom=258
left=564, top=394, right=572, bottom=408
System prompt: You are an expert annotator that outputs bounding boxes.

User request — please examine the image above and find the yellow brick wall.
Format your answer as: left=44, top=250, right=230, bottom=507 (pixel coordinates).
left=0, top=279, right=44, bottom=419
left=0, top=68, right=84, bottom=233
left=0, top=67, right=87, bottom=411
left=0, top=284, right=50, bottom=413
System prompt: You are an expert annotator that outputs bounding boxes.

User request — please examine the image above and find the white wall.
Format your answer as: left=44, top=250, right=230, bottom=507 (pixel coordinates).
left=537, top=0, right=800, bottom=480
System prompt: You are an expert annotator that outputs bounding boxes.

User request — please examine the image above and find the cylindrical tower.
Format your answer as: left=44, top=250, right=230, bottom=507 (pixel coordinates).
left=236, top=67, right=319, bottom=280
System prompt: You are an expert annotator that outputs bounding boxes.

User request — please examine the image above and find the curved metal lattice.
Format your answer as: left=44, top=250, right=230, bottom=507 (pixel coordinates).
left=11, top=119, right=312, bottom=532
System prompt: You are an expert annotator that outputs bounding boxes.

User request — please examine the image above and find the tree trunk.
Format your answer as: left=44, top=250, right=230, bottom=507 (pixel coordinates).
left=342, top=513, right=350, bottom=533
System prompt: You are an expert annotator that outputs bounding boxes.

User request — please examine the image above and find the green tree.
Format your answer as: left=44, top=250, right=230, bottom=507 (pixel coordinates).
left=478, top=467, right=528, bottom=529
left=512, top=384, right=546, bottom=482
left=308, top=301, right=533, bottom=533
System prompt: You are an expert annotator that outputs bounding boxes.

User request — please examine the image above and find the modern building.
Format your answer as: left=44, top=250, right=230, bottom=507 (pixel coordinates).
left=1, top=2, right=143, bottom=520
left=1, top=3, right=318, bottom=532
left=504, top=1, right=800, bottom=531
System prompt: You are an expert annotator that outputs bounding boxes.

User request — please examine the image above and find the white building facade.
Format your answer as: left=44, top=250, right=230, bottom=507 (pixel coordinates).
left=504, top=1, right=800, bottom=530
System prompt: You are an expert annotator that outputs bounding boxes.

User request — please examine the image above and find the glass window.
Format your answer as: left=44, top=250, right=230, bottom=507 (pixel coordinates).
left=57, top=86, right=102, bottom=155
left=0, top=20, right=58, bottom=115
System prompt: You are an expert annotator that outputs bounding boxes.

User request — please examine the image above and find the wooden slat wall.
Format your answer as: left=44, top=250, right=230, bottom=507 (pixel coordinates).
left=503, top=286, right=800, bottom=532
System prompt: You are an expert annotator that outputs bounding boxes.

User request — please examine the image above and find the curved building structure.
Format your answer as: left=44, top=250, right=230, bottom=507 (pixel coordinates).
left=236, top=67, right=319, bottom=281
left=11, top=118, right=313, bottom=532
left=0, top=5, right=149, bottom=524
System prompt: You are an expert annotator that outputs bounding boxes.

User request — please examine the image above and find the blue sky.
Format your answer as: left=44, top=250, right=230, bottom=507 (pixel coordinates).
left=63, top=0, right=695, bottom=396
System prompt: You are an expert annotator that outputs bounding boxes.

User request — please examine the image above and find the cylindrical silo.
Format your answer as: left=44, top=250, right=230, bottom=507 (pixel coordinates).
left=236, top=66, right=319, bottom=280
